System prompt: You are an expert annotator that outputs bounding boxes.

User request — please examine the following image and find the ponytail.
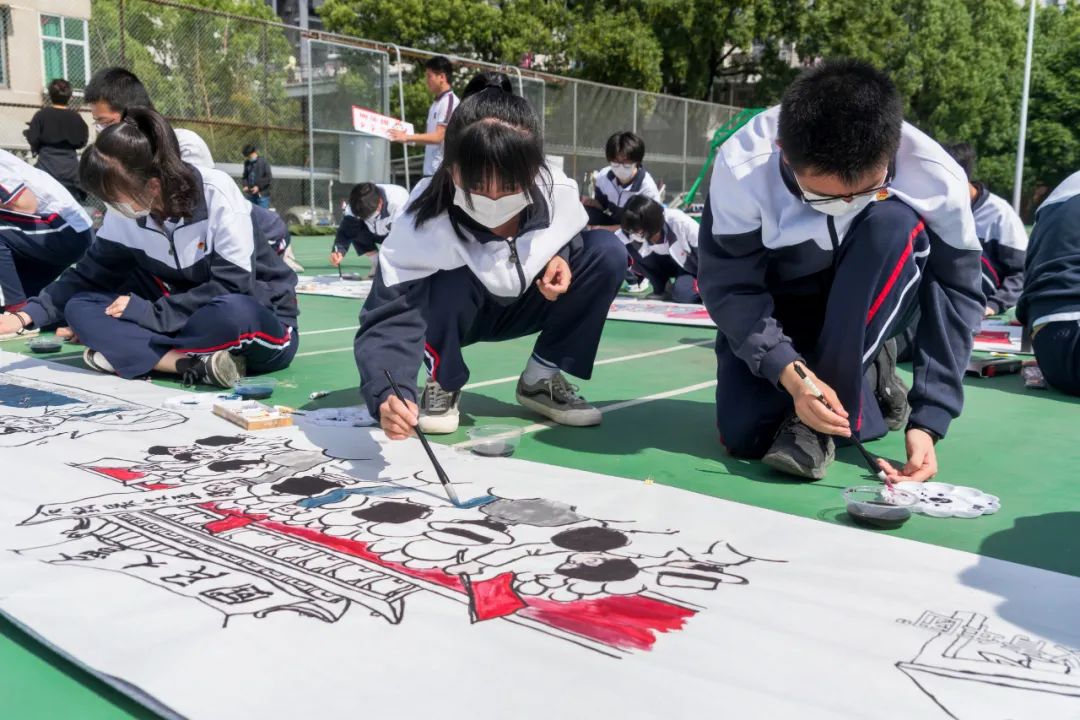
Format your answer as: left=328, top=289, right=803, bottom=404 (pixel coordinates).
left=80, top=106, right=199, bottom=219
left=410, top=71, right=547, bottom=228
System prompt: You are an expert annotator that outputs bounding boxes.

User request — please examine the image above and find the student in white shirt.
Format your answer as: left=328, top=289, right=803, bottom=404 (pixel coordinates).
left=389, top=56, right=459, bottom=177
left=620, top=195, right=700, bottom=303
left=0, top=149, right=93, bottom=336
left=582, top=131, right=662, bottom=228
left=331, top=182, right=410, bottom=279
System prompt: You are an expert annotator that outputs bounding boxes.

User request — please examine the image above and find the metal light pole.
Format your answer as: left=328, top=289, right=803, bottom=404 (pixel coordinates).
left=1012, top=0, right=1038, bottom=213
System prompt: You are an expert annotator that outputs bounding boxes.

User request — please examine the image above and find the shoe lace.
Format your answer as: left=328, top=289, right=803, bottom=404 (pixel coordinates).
left=547, top=373, right=584, bottom=405
left=422, top=382, right=454, bottom=412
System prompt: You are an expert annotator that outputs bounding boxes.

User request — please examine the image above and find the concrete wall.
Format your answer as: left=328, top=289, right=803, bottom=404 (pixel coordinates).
left=0, top=0, right=93, bottom=152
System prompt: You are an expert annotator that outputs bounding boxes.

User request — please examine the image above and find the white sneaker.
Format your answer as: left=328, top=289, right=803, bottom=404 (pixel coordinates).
left=418, top=380, right=461, bottom=434
left=516, top=373, right=601, bottom=427
left=83, top=348, right=116, bottom=375
left=621, top=277, right=652, bottom=296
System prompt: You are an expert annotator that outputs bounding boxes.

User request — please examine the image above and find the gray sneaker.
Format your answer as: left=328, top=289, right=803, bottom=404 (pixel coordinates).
left=178, top=350, right=245, bottom=389
left=762, top=415, right=835, bottom=480
left=516, top=373, right=602, bottom=427
left=418, top=380, right=460, bottom=434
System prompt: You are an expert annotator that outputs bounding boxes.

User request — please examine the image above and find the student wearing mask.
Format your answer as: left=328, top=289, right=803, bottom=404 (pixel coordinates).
left=620, top=195, right=700, bottom=304
left=945, top=142, right=1028, bottom=316
left=1017, top=171, right=1080, bottom=397
left=699, top=59, right=984, bottom=482
left=582, top=131, right=662, bottom=228
left=241, top=144, right=273, bottom=209
left=355, top=73, right=627, bottom=437
left=0, top=149, right=93, bottom=337
left=389, top=56, right=458, bottom=178
left=24, top=78, right=89, bottom=201
left=331, top=182, right=410, bottom=280
left=0, top=109, right=299, bottom=387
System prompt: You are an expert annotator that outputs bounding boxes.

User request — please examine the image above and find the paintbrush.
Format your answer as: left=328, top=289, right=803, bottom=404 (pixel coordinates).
left=337, top=263, right=343, bottom=279
left=793, top=363, right=890, bottom=484
left=384, top=370, right=460, bottom=506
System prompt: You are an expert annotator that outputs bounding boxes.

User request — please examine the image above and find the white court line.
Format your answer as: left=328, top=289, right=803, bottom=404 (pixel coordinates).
left=452, top=379, right=718, bottom=449
left=302, top=325, right=357, bottom=336
left=295, top=337, right=714, bottom=369
left=461, top=339, right=713, bottom=390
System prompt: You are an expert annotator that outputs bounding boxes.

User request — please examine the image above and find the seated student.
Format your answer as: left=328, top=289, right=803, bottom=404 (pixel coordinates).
left=620, top=195, right=700, bottom=303
left=355, top=73, right=627, bottom=438
left=0, top=148, right=93, bottom=338
left=0, top=109, right=299, bottom=388
left=699, top=59, right=984, bottom=481
left=582, top=131, right=662, bottom=228
left=1017, top=171, right=1080, bottom=396
left=331, top=182, right=410, bottom=279
left=945, top=142, right=1028, bottom=316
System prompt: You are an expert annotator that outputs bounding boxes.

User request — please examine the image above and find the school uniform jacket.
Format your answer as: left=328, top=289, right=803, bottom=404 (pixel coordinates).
left=1017, top=171, right=1080, bottom=330
left=637, top=207, right=700, bottom=275
left=333, top=184, right=411, bottom=256
left=355, top=165, right=588, bottom=414
left=23, top=166, right=298, bottom=333
left=699, top=105, right=984, bottom=440
left=971, top=183, right=1028, bottom=313
left=593, top=166, right=661, bottom=222
left=0, top=148, right=91, bottom=233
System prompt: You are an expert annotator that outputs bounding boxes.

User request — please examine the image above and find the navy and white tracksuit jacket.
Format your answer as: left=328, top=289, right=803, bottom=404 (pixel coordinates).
left=1017, top=171, right=1080, bottom=395
left=591, top=166, right=661, bottom=225
left=699, top=106, right=984, bottom=449
left=971, top=183, right=1028, bottom=314
left=355, top=166, right=626, bottom=417
left=333, top=184, right=410, bottom=257
left=23, top=166, right=299, bottom=377
left=0, top=148, right=93, bottom=309
left=631, top=206, right=700, bottom=303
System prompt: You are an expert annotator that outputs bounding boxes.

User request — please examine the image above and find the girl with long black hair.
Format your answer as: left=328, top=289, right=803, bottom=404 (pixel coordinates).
left=355, top=72, right=627, bottom=438
left=0, top=107, right=299, bottom=387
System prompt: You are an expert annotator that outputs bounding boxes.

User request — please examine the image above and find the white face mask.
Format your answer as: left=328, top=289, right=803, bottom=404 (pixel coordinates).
left=801, top=191, right=878, bottom=217
left=628, top=232, right=647, bottom=244
left=452, top=185, right=530, bottom=228
left=94, top=123, right=106, bottom=133
left=611, top=163, right=637, bottom=182
left=365, top=213, right=391, bottom=236
left=106, top=201, right=151, bottom=220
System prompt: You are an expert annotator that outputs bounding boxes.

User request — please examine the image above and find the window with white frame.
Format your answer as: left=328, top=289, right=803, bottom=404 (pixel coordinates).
left=40, top=14, right=89, bottom=89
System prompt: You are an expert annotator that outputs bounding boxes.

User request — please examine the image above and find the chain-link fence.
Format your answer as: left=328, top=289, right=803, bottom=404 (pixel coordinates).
left=64, top=0, right=742, bottom=218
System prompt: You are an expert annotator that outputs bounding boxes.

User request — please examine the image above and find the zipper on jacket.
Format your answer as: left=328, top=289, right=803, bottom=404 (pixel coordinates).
left=826, top=216, right=841, bottom=270
left=506, top=237, right=527, bottom=296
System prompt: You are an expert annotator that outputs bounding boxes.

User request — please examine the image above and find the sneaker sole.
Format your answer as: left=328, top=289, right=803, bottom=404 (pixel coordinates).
left=208, top=353, right=244, bottom=389
left=418, top=412, right=460, bottom=435
left=761, top=442, right=836, bottom=481
left=516, top=392, right=602, bottom=427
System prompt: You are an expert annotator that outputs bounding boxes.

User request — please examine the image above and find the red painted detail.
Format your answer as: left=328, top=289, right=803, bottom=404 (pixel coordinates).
left=204, top=515, right=257, bottom=534
left=141, top=483, right=175, bottom=490
left=90, top=467, right=147, bottom=482
left=424, top=342, right=441, bottom=382
left=866, top=221, right=923, bottom=325
left=520, top=595, right=695, bottom=652
left=466, top=573, right=527, bottom=621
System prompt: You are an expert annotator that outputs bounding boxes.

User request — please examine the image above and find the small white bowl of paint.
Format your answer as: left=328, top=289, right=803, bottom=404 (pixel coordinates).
left=843, top=485, right=918, bottom=529
left=468, top=425, right=523, bottom=457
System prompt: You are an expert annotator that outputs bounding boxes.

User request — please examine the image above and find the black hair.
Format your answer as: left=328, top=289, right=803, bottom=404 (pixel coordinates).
left=425, top=56, right=454, bottom=81
left=242, top=143, right=258, bottom=156
left=409, top=72, right=547, bottom=228
left=558, top=558, right=639, bottom=583
left=351, top=501, right=430, bottom=524
left=84, top=67, right=154, bottom=112
left=778, top=58, right=903, bottom=185
left=196, top=436, right=243, bottom=446
left=462, top=71, right=512, bottom=100
left=272, top=476, right=341, bottom=497
left=47, top=78, right=73, bottom=106
left=349, top=182, right=381, bottom=218
left=944, top=142, right=977, bottom=180
left=80, top=107, right=199, bottom=219
left=621, top=195, right=665, bottom=239
left=605, top=131, right=645, bottom=164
